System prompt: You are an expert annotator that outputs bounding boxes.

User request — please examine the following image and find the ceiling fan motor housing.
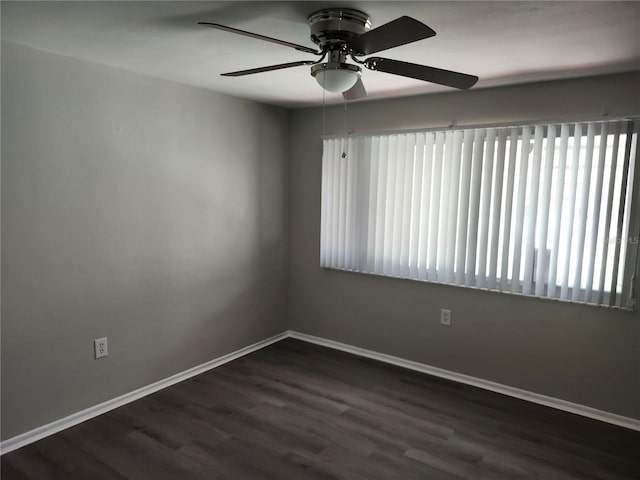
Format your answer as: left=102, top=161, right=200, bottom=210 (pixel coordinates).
left=307, top=8, right=371, bottom=49
left=307, top=9, right=370, bottom=92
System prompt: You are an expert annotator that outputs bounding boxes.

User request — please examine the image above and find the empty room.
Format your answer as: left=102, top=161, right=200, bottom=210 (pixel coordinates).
left=1, top=1, right=639, bottom=479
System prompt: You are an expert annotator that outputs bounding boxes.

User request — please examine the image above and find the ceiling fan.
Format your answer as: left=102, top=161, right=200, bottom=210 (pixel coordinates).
left=199, top=8, right=478, bottom=100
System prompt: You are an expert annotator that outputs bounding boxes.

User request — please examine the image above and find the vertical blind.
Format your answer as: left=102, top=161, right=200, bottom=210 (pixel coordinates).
left=320, top=119, right=640, bottom=309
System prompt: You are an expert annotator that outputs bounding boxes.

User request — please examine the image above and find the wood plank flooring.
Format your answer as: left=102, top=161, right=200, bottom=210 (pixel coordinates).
left=2, top=338, right=639, bottom=479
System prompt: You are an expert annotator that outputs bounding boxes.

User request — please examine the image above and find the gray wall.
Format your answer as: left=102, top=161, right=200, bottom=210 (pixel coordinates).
left=288, top=72, right=640, bottom=419
left=1, top=42, right=289, bottom=440
left=2, top=39, right=639, bottom=443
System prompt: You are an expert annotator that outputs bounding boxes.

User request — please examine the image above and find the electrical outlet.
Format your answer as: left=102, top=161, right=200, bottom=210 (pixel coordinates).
left=94, top=337, right=108, bottom=359
left=440, top=309, right=452, bottom=326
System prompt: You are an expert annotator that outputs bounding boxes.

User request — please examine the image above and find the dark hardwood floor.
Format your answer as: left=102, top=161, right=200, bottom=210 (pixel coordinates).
left=2, top=338, right=639, bottom=479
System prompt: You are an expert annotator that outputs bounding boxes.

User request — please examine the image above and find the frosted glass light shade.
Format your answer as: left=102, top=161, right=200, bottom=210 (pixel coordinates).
left=311, top=64, right=361, bottom=93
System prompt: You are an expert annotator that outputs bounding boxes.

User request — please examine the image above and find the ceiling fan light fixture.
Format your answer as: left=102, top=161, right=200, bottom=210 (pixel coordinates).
left=311, top=63, right=361, bottom=93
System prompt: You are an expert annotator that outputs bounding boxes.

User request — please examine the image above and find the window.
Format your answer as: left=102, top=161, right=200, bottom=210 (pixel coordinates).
left=320, top=120, right=640, bottom=309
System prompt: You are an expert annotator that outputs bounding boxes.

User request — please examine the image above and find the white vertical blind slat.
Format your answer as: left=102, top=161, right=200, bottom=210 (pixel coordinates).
left=444, top=132, right=462, bottom=283
left=387, top=135, right=406, bottom=275
left=511, top=126, right=532, bottom=293
left=500, top=129, right=519, bottom=291
left=572, top=123, right=597, bottom=301
left=409, top=134, right=426, bottom=278
left=584, top=123, right=609, bottom=301
left=547, top=124, right=570, bottom=298
left=430, top=132, right=445, bottom=281
left=488, top=129, right=507, bottom=289
left=477, top=128, right=496, bottom=288
left=419, top=133, right=435, bottom=279
left=330, top=139, right=341, bottom=268
left=597, top=123, right=621, bottom=304
left=344, top=138, right=355, bottom=268
left=560, top=124, right=582, bottom=299
left=618, top=122, right=638, bottom=306
left=534, top=125, right=557, bottom=296
left=623, top=121, right=640, bottom=309
left=466, top=129, right=486, bottom=286
left=382, top=136, right=397, bottom=275
left=321, top=139, right=329, bottom=266
left=348, top=138, right=361, bottom=270
left=399, top=135, right=415, bottom=277
left=374, top=137, right=387, bottom=273
left=390, top=136, right=406, bottom=276
left=437, top=132, right=454, bottom=281
left=609, top=126, right=633, bottom=306
left=364, top=138, right=377, bottom=271
left=522, top=126, right=544, bottom=295
left=445, top=131, right=464, bottom=283
left=336, top=138, right=348, bottom=267
left=320, top=139, right=330, bottom=266
left=355, top=137, right=371, bottom=271
left=426, top=133, right=441, bottom=280
left=455, top=129, right=475, bottom=285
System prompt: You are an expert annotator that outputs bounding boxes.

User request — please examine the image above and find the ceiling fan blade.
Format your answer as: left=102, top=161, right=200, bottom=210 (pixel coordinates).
left=347, top=16, right=436, bottom=56
left=364, top=57, right=478, bottom=90
left=198, top=22, right=319, bottom=55
left=221, top=60, right=316, bottom=77
left=343, top=77, right=367, bottom=101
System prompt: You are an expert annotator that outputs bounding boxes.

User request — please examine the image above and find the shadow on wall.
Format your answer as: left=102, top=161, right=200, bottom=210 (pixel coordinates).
left=1, top=41, right=289, bottom=440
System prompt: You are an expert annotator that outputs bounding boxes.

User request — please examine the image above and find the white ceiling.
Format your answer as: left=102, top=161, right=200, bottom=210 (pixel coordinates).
left=2, top=1, right=639, bottom=108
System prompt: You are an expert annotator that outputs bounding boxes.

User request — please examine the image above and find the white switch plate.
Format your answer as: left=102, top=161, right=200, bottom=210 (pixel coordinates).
left=94, top=337, right=108, bottom=359
left=440, top=309, right=452, bottom=326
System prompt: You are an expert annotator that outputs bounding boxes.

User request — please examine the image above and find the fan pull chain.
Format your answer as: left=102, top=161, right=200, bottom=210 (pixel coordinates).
left=321, top=72, right=326, bottom=138
left=342, top=99, right=347, bottom=158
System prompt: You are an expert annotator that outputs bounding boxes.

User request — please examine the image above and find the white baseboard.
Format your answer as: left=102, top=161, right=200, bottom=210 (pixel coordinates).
left=288, top=331, right=640, bottom=432
left=3, top=329, right=638, bottom=455
left=0, top=332, right=288, bottom=455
